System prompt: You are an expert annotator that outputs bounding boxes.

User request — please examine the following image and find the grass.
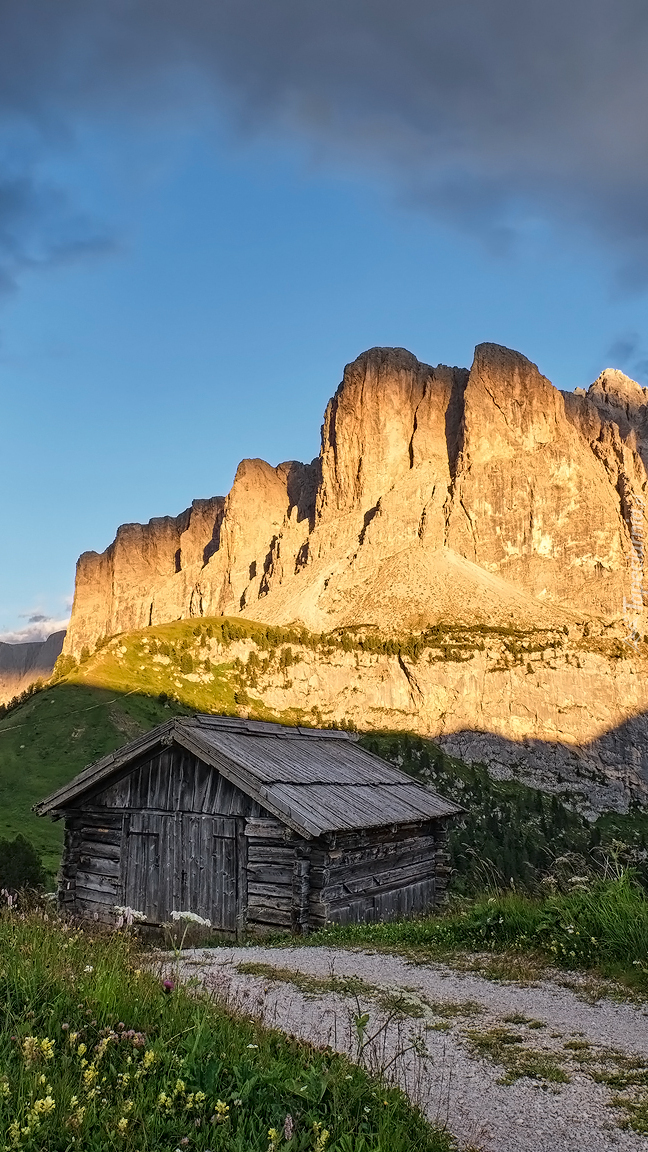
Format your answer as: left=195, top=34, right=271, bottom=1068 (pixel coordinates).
left=462, top=1026, right=569, bottom=1086
left=235, top=963, right=481, bottom=1023
left=305, top=873, right=648, bottom=994
left=0, top=900, right=455, bottom=1152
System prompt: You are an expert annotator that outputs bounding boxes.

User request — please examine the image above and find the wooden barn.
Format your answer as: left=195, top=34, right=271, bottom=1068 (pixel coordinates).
left=35, top=715, right=461, bottom=936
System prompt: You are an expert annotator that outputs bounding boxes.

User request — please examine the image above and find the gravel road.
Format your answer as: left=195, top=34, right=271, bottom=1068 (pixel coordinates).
left=175, top=945, right=648, bottom=1152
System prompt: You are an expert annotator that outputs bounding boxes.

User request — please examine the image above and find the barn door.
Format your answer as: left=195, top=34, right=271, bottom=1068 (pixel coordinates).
left=121, top=813, right=240, bottom=931
left=121, top=813, right=164, bottom=922
left=177, top=815, right=238, bottom=933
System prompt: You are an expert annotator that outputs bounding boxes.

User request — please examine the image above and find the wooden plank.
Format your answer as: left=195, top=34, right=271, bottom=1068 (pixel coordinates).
left=75, top=870, right=118, bottom=894
left=74, top=885, right=118, bottom=907
left=247, top=894, right=292, bottom=913
left=292, top=852, right=310, bottom=936
left=246, top=905, right=292, bottom=927
left=247, top=881, right=292, bottom=899
left=247, top=846, right=296, bottom=866
left=79, top=840, right=120, bottom=861
left=244, top=818, right=287, bottom=840
left=246, top=864, right=294, bottom=886
left=235, top=818, right=247, bottom=942
left=77, top=856, right=120, bottom=879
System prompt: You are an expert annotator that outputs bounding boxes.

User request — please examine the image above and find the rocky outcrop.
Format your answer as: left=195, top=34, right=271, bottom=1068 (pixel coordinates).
left=64, top=343, right=648, bottom=658
left=0, top=631, right=65, bottom=705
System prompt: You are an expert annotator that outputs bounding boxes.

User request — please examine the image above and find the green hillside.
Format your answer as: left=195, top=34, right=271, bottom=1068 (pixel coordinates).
left=1, top=616, right=647, bottom=887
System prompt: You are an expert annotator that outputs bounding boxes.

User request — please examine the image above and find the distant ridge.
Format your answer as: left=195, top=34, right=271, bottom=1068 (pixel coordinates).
left=0, top=631, right=65, bottom=705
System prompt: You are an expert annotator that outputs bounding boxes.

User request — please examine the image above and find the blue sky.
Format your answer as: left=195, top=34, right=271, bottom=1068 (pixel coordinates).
left=1, top=1, right=648, bottom=641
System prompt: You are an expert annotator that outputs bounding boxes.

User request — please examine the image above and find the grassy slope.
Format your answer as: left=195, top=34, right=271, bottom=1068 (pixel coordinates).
left=1, top=616, right=647, bottom=884
left=0, top=906, right=452, bottom=1152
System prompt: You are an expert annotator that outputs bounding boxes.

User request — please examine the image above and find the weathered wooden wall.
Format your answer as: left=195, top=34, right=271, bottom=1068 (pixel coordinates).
left=315, top=822, right=448, bottom=926
left=57, top=746, right=450, bottom=933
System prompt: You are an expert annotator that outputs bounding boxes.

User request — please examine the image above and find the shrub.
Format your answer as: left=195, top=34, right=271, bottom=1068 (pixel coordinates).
left=0, top=836, right=47, bottom=892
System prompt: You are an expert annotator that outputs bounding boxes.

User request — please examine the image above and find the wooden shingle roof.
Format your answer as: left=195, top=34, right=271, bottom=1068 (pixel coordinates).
left=35, top=714, right=462, bottom=839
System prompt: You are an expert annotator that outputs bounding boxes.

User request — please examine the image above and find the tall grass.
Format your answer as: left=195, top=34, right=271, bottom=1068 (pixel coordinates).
left=0, top=899, right=454, bottom=1152
left=308, top=873, right=648, bottom=991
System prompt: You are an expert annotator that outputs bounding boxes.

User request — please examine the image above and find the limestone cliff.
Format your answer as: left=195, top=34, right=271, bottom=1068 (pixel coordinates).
left=64, top=342, right=647, bottom=657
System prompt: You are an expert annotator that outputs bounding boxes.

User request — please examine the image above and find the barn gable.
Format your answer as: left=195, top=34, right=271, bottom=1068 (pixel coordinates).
left=35, top=715, right=462, bottom=935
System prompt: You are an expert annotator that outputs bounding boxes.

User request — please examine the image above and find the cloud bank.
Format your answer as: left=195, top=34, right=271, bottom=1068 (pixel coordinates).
left=0, top=618, right=69, bottom=646
left=1, top=1, right=648, bottom=281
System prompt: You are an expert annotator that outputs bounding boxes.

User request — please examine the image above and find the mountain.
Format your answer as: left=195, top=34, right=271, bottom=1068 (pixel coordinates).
left=63, top=343, right=648, bottom=657
left=0, top=631, right=65, bottom=706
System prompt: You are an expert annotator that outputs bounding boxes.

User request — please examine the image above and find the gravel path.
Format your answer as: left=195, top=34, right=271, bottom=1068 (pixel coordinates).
left=175, top=945, right=648, bottom=1152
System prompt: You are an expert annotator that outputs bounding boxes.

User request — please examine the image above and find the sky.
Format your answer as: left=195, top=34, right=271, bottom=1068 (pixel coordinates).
left=1, top=0, right=648, bottom=642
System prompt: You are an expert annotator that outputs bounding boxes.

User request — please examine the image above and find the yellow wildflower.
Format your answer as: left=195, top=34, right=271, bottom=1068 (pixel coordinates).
left=32, top=1096, right=56, bottom=1118
left=83, top=1064, right=98, bottom=1088
left=123, top=1100, right=134, bottom=1114
left=7, top=1119, right=21, bottom=1148
left=195, top=1091, right=206, bottom=1106
left=40, top=1039, right=55, bottom=1061
left=22, top=1036, right=40, bottom=1063
left=117, top=1116, right=129, bottom=1134
left=214, top=1100, right=229, bottom=1116
left=77, top=1042, right=87, bottom=1057
left=174, top=1079, right=186, bottom=1095
left=68, top=1031, right=79, bottom=1045
left=69, top=1095, right=79, bottom=1108
left=267, top=1127, right=280, bottom=1152
left=0, top=1076, right=10, bottom=1098
left=143, top=1048, right=156, bottom=1068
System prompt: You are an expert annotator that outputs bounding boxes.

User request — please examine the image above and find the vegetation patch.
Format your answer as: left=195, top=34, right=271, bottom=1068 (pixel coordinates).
left=0, top=900, right=455, bottom=1152
left=463, top=1026, right=570, bottom=1085
left=235, top=963, right=427, bottom=1020
left=306, top=872, right=648, bottom=994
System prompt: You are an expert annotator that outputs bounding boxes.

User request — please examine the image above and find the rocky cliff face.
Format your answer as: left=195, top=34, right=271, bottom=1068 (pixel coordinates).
left=0, top=631, right=65, bottom=705
left=64, top=342, right=647, bottom=658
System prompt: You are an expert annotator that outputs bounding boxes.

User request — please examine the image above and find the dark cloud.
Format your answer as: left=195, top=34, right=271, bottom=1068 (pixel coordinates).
left=27, top=614, right=48, bottom=624
left=605, top=332, right=648, bottom=383
left=1, top=1, right=648, bottom=277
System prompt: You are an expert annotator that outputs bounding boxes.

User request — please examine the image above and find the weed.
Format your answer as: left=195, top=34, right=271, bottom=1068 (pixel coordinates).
left=463, top=1027, right=570, bottom=1086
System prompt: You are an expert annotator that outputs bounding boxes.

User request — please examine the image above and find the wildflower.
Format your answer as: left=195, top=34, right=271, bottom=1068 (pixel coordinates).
left=41, top=1039, right=55, bottom=1061
left=267, top=1128, right=280, bottom=1152
left=61, top=1023, right=69, bottom=1031
left=77, top=1043, right=87, bottom=1057
left=284, top=1114, right=294, bottom=1140
left=32, top=1095, right=56, bottom=1117
left=117, top=1117, right=129, bottom=1134
left=170, top=910, right=212, bottom=927
left=246, top=1043, right=258, bottom=1049
left=84, top=965, right=94, bottom=973
left=162, top=979, right=175, bottom=994
left=0, top=1076, right=9, bottom=1098
left=143, top=1049, right=156, bottom=1068
left=83, top=1065, right=98, bottom=1088
left=22, top=1036, right=41, bottom=1063
left=212, top=1100, right=229, bottom=1123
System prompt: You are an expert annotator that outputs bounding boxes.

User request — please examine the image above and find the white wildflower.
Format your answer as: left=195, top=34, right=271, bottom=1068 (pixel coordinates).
left=114, top=906, right=147, bottom=927
left=170, top=911, right=211, bottom=928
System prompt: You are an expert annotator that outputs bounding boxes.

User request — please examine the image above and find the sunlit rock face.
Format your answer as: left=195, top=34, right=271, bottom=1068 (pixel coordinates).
left=64, top=342, right=648, bottom=657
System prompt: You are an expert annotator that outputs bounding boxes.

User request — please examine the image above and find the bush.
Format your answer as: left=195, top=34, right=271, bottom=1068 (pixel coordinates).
left=0, top=835, right=47, bottom=892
